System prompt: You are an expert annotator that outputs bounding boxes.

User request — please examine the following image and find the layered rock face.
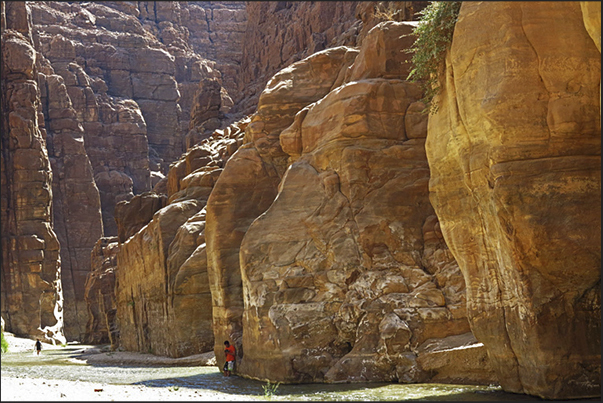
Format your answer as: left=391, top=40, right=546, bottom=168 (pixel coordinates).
left=206, top=45, right=357, bottom=368
left=131, top=1, right=247, bottom=105
left=20, top=1, right=243, bottom=341
left=114, top=119, right=248, bottom=357
left=84, top=236, right=119, bottom=345
left=34, top=53, right=104, bottom=342
left=207, top=21, right=493, bottom=384
left=425, top=2, right=600, bottom=399
left=0, top=1, right=65, bottom=343
left=236, top=1, right=359, bottom=116
left=235, top=1, right=429, bottom=117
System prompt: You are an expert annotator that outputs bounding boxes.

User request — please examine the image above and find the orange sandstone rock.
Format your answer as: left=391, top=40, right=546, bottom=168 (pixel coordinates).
left=426, top=2, right=601, bottom=399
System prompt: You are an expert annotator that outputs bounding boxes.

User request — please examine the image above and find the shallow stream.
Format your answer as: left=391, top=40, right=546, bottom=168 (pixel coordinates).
left=1, top=345, right=544, bottom=401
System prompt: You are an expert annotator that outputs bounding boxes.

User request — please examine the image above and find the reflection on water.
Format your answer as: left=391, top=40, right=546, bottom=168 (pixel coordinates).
left=0, top=346, right=545, bottom=401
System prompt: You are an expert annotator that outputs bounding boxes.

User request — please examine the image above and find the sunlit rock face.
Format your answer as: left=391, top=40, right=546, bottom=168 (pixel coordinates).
left=0, top=1, right=65, bottom=344
left=425, top=2, right=600, bottom=399
left=113, top=119, right=248, bottom=358
left=205, top=45, right=360, bottom=370
left=236, top=1, right=359, bottom=117
left=205, top=20, right=493, bottom=385
left=236, top=1, right=429, bottom=117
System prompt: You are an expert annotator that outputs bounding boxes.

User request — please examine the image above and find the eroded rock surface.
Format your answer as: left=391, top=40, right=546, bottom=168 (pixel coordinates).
left=84, top=236, right=119, bottom=345
left=236, top=2, right=427, bottom=116
left=206, top=21, right=493, bottom=385
left=114, top=119, right=248, bottom=357
left=20, top=1, right=244, bottom=342
left=1, top=1, right=65, bottom=343
left=426, top=2, right=601, bottom=399
left=206, top=46, right=359, bottom=366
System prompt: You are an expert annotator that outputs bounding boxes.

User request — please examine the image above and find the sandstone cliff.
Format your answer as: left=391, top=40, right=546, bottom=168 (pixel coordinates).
left=114, top=118, right=248, bottom=357
left=1, top=1, right=65, bottom=343
left=205, top=20, right=493, bottom=384
left=236, top=1, right=427, bottom=116
left=425, top=2, right=600, bottom=399
left=22, top=1, right=244, bottom=340
left=3, top=1, right=598, bottom=399
left=104, top=1, right=493, bottom=386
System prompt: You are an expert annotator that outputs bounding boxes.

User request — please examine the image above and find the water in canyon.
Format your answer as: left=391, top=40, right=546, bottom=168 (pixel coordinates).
left=0, top=343, right=549, bottom=401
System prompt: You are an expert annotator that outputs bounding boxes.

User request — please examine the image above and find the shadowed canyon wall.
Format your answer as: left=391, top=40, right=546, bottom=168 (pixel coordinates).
left=1, top=1, right=600, bottom=400
left=114, top=119, right=248, bottom=357
left=1, top=1, right=65, bottom=343
left=425, top=1, right=600, bottom=399
left=1, top=1, right=246, bottom=341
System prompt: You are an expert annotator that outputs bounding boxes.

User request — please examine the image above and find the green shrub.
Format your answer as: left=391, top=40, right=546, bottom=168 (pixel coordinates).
left=262, top=380, right=280, bottom=400
left=1, top=330, right=8, bottom=354
left=406, top=1, right=461, bottom=113
left=374, top=2, right=403, bottom=21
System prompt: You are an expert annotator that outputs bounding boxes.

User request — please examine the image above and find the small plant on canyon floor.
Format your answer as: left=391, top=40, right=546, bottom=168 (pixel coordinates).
left=1, top=330, right=8, bottom=354
left=262, top=380, right=280, bottom=400
left=406, top=1, right=462, bottom=114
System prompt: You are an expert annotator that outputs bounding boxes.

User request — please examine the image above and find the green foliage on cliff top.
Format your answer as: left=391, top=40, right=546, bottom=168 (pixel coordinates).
left=407, top=1, right=461, bottom=114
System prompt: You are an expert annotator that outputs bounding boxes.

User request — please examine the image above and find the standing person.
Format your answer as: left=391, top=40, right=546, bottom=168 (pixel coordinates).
left=223, top=340, right=235, bottom=377
left=35, top=338, right=42, bottom=355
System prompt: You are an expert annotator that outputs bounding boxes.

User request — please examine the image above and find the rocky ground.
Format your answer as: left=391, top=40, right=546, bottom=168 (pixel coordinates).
left=1, top=333, right=254, bottom=401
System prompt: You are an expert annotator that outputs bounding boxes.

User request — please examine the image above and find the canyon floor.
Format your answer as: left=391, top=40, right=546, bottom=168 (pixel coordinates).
left=0, top=333, right=559, bottom=402
left=1, top=332, right=253, bottom=401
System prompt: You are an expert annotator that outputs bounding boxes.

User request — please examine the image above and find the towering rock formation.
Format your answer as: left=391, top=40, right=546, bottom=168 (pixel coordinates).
left=1, top=1, right=65, bottom=343
left=206, top=20, right=492, bottom=384
left=425, top=2, right=600, bottom=399
left=15, top=1, right=246, bottom=341
left=36, top=54, right=104, bottom=341
left=114, top=118, right=248, bottom=357
left=236, top=1, right=427, bottom=116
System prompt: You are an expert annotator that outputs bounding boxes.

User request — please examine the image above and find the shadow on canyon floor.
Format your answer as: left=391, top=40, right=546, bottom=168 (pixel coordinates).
left=2, top=337, right=598, bottom=401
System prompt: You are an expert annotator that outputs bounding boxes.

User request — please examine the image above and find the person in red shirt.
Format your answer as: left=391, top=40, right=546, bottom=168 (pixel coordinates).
left=223, top=340, right=236, bottom=376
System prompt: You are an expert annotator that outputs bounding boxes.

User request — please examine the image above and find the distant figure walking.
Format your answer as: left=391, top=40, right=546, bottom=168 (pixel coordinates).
left=223, top=340, right=235, bottom=377
left=35, top=339, right=42, bottom=355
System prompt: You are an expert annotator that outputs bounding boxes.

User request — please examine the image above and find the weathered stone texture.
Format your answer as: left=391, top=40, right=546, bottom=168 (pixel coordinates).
left=236, top=2, right=359, bottom=116
left=113, top=120, right=248, bottom=357
left=114, top=192, right=167, bottom=244
left=0, top=1, right=65, bottom=344
left=37, top=59, right=104, bottom=341
left=236, top=2, right=427, bottom=117
left=425, top=2, right=600, bottom=399
left=84, top=236, right=119, bottom=345
left=206, top=21, right=491, bottom=385
left=206, top=46, right=357, bottom=366
left=21, top=1, right=245, bottom=342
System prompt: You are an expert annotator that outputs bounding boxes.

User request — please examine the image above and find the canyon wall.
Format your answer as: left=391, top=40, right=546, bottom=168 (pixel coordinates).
left=425, top=2, right=600, bottom=399
left=109, top=2, right=492, bottom=385
left=114, top=119, right=247, bottom=357
left=206, top=20, right=493, bottom=384
left=3, top=1, right=599, bottom=399
left=236, top=1, right=426, bottom=116
left=1, top=1, right=65, bottom=343
left=9, top=1, right=246, bottom=341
